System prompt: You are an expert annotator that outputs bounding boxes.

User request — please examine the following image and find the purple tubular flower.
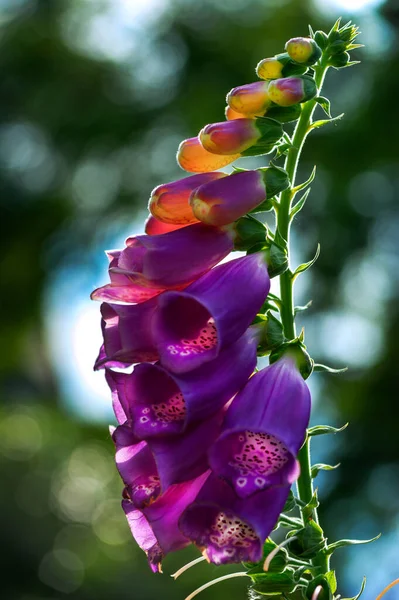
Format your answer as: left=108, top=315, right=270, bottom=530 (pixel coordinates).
left=147, top=409, right=225, bottom=490
left=113, top=223, right=234, bottom=290
left=112, top=424, right=161, bottom=508
left=91, top=251, right=165, bottom=304
left=149, top=172, right=226, bottom=225
left=105, top=328, right=257, bottom=437
left=94, top=299, right=159, bottom=370
left=209, top=353, right=311, bottom=499
left=179, top=473, right=290, bottom=565
left=154, top=252, right=270, bottom=373
left=199, top=118, right=282, bottom=156
left=122, top=471, right=210, bottom=573
left=190, top=170, right=267, bottom=227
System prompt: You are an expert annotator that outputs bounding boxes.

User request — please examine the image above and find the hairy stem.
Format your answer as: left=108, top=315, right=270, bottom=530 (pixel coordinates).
left=276, top=57, right=330, bottom=572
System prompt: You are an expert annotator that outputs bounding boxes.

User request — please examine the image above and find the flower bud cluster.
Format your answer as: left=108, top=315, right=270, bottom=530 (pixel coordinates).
left=91, top=29, right=321, bottom=575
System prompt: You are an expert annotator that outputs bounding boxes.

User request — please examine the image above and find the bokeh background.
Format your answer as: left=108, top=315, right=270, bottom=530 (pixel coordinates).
left=1, top=0, right=398, bottom=598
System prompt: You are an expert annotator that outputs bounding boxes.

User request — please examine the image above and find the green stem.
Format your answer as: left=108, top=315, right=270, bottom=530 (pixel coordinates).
left=275, top=57, right=330, bottom=573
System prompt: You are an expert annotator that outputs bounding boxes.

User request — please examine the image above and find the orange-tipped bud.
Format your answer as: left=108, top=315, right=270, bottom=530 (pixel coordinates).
left=225, top=105, right=248, bottom=120
left=227, top=81, right=271, bottom=116
left=177, top=137, right=241, bottom=173
left=199, top=118, right=282, bottom=156
left=144, top=215, right=187, bottom=235
left=149, top=172, right=226, bottom=224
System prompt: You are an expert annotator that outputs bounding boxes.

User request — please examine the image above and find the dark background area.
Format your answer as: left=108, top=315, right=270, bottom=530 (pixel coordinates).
left=1, top=0, right=398, bottom=598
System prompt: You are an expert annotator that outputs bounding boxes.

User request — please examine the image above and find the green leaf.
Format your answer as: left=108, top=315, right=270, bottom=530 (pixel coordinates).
left=290, top=188, right=311, bottom=220
left=326, top=534, right=381, bottom=555
left=292, top=166, right=316, bottom=194
left=315, top=96, right=331, bottom=117
left=308, top=423, right=349, bottom=437
left=341, top=577, right=366, bottom=600
left=294, top=300, right=312, bottom=316
left=310, top=113, right=344, bottom=130
left=313, top=363, right=348, bottom=374
left=251, top=571, right=296, bottom=595
left=292, top=244, right=320, bottom=279
left=311, top=463, right=340, bottom=478
left=274, top=142, right=294, bottom=158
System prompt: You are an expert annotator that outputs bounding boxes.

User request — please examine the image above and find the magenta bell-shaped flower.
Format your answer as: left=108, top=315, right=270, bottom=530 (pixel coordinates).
left=94, top=299, right=159, bottom=370
left=123, top=471, right=209, bottom=573
left=112, top=424, right=161, bottom=508
left=112, top=412, right=223, bottom=497
left=105, top=328, right=257, bottom=437
left=190, top=170, right=267, bottom=226
left=154, top=252, right=270, bottom=373
left=209, top=352, right=311, bottom=499
left=179, top=473, right=290, bottom=565
left=91, top=223, right=234, bottom=304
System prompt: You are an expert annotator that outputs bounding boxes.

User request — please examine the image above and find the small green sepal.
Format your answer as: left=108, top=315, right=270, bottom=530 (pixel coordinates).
left=233, top=216, right=267, bottom=251
left=260, top=164, right=291, bottom=199
left=266, top=103, right=302, bottom=123
left=250, top=570, right=297, bottom=596
left=308, top=423, right=349, bottom=437
left=309, top=113, right=344, bottom=131
left=256, top=311, right=285, bottom=356
left=244, top=539, right=287, bottom=574
left=269, top=341, right=313, bottom=379
left=294, top=300, right=313, bottom=315
left=287, top=520, right=325, bottom=559
left=315, top=96, right=331, bottom=117
left=264, top=239, right=288, bottom=278
left=306, top=571, right=337, bottom=599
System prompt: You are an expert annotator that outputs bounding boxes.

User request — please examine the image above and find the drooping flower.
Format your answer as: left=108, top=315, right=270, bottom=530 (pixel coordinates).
left=149, top=172, right=226, bottom=225
left=123, top=471, right=210, bottom=572
left=226, top=81, right=271, bottom=116
left=179, top=473, right=290, bottom=565
left=144, top=215, right=186, bottom=235
left=112, top=424, right=161, bottom=508
left=189, top=170, right=267, bottom=226
left=177, top=137, right=240, bottom=173
left=106, top=327, right=257, bottom=436
left=209, top=352, right=311, bottom=499
left=199, top=118, right=282, bottom=156
left=94, top=300, right=159, bottom=370
left=267, top=75, right=317, bottom=107
left=285, top=37, right=322, bottom=66
left=91, top=223, right=234, bottom=303
left=153, top=252, right=270, bottom=373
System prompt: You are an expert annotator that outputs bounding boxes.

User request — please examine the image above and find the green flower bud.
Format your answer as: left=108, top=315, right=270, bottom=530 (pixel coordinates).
left=313, top=30, right=328, bottom=50
left=255, top=311, right=285, bottom=356
left=328, top=51, right=350, bottom=68
left=285, top=37, right=322, bottom=66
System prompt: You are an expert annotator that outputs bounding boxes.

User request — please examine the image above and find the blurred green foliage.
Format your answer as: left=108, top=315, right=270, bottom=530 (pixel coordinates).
left=1, top=0, right=399, bottom=598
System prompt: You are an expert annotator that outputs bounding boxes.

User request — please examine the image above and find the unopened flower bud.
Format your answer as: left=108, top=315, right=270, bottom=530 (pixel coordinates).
left=265, top=104, right=302, bottom=123
left=225, top=105, right=247, bottom=120
left=314, top=30, right=328, bottom=50
left=144, top=215, right=186, bottom=235
left=177, top=137, right=240, bottom=173
left=227, top=81, right=271, bottom=116
left=256, top=52, right=307, bottom=80
left=199, top=117, right=282, bottom=156
left=190, top=170, right=267, bottom=227
left=149, top=172, right=226, bottom=225
left=232, top=216, right=267, bottom=251
left=328, top=51, right=350, bottom=68
left=285, top=37, right=322, bottom=66
left=267, top=75, right=317, bottom=107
